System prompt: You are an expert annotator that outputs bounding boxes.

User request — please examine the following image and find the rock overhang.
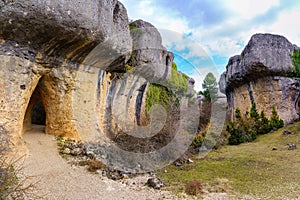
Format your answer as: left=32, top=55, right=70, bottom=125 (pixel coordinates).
left=0, top=0, right=131, bottom=66
left=222, top=33, right=300, bottom=92
left=220, top=33, right=300, bottom=124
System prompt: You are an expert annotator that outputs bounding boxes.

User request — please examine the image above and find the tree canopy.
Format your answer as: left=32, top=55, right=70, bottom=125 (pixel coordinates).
left=198, top=72, right=218, bottom=102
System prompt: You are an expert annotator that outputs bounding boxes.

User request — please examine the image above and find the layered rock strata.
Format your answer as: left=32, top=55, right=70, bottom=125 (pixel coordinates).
left=220, top=33, right=300, bottom=124
left=0, top=0, right=193, bottom=146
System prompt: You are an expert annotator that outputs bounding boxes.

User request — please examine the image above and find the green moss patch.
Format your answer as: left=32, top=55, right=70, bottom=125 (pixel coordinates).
left=169, top=62, right=189, bottom=95
left=145, top=62, right=189, bottom=114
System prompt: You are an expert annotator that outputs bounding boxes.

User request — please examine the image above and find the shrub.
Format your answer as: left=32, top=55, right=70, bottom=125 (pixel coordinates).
left=191, top=134, right=205, bottom=149
left=270, top=106, right=284, bottom=130
left=288, top=49, right=300, bottom=78
left=257, top=111, right=271, bottom=134
left=0, top=131, right=35, bottom=199
left=226, top=104, right=284, bottom=145
left=227, top=108, right=257, bottom=145
left=250, top=102, right=259, bottom=120
left=129, top=21, right=137, bottom=30
left=185, top=180, right=206, bottom=196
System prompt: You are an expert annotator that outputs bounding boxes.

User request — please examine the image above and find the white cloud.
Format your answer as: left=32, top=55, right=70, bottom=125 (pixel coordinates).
left=268, top=8, right=300, bottom=45
left=120, top=0, right=190, bottom=34
left=224, top=0, right=280, bottom=20
left=160, top=29, right=210, bottom=58
left=120, top=0, right=300, bottom=84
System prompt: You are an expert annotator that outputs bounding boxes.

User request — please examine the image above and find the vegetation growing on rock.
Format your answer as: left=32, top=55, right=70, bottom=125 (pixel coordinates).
left=169, top=62, right=189, bottom=95
left=145, top=62, right=189, bottom=114
left=145, top=84, right=174, bottom=114
left=220, top=34, right=300, bottom=125
left=289, top=49, right=300, bottom=78
left=129, top=21, right=137, bottom=30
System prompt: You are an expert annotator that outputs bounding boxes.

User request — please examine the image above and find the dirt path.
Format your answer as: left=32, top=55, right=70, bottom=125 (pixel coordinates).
left=21, top=125, right=178, bottom=200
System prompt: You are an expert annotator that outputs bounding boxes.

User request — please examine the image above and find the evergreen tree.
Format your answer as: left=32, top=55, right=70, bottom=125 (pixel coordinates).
left=199, top=72, right=218, bottom=102
left=227, top=104, right=284, bottom=145
left=250, top=102, right=259, bottom=120
left=270, top=106, right=284, bottom=129
left=250, top=102, right=260, bottom=132
left=235, top=108, right=242, bottom=119
left=258, top=111, right=271, bottom=134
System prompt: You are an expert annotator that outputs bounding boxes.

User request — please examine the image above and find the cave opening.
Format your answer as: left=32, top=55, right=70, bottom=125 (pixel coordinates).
left=31, top=99, right=46, bottom=126
left=23, top=79, right=46, bottom=133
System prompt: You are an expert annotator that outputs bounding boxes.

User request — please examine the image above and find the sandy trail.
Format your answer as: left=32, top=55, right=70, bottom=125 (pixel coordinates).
left=21, top=125, right=176, bottom=200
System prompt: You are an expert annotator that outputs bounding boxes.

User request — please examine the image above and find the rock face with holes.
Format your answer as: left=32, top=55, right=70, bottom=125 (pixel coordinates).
left=220, top=33, right=300, bottom=124
left=0, top=1, right=191, bottom=145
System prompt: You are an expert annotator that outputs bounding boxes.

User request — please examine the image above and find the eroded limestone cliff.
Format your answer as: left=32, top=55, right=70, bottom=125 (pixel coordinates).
left=220, top=33, right=300, bottom=124
left=0, top=0, right=194, bottom=147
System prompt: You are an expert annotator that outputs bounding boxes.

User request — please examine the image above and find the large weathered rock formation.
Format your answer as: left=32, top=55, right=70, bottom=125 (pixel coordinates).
left=220, top=33, right=300, bottom=124
left=0, top=0, right=194, bottom=145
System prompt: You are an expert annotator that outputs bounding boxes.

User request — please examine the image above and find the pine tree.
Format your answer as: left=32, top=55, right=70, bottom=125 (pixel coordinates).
left=270, top=106, right=284, bottom=129
left=258, top=111, right=271, bottom=134
left=250, top=102, right=259, bottom=120
left=199, top=72, right=218, bottom=102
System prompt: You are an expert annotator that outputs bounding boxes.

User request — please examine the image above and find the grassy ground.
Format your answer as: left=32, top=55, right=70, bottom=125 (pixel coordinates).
left=158, top=122, right=300, bottom=199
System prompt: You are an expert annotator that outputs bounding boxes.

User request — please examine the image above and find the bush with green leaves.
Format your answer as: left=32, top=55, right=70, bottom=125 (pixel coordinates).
left=129, top=21, right=137, bottom=30
left=226, top=108, right=257, bottom=145
left=288, top=49, right=300, bottom=78
left=257, top=111, right=272, bottom=134
left=270, top=106, right=284, bottom=129
left=191, top=131, right=221, bottom=151
left=227, top=103, right=284, bottom=145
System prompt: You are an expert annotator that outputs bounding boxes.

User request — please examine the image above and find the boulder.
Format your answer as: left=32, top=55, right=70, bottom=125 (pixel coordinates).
left=147, top=177, right=164, bottom=189
left=288, top=144, right=297, bottom=150
left=224, top=33, right=300, bottom=90
left=220, top=34, right=300, bottom=124
left=129, top=19, right=173, bottom=83
left=282, top=130, right=292, bottom=135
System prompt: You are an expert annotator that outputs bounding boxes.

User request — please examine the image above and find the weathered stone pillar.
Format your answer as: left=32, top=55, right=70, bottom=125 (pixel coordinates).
left=0, top=49, right=41, bottom=141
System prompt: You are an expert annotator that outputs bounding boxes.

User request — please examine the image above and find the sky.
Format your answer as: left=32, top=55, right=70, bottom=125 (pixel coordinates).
left=119, top=0, right=300, bottom=91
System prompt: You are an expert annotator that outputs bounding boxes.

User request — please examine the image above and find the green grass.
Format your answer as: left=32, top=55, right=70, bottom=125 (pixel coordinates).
left=158, top=122, right=300, bottom=199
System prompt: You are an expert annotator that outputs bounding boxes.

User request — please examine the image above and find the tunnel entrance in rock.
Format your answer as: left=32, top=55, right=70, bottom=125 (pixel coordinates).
left=23, top=79, right=46, bottom=133
left=31, top=100, right=46, bottom=125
